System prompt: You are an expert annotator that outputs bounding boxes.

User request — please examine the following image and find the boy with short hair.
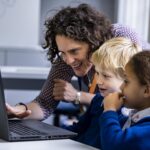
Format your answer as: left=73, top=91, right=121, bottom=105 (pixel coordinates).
left=66, top=37, right=142, bottom=149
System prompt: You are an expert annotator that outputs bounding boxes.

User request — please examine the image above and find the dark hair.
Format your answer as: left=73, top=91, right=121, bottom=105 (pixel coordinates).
left=43, top=3, right=113, bottom=63
left=128, top=50, right=150, bottom=85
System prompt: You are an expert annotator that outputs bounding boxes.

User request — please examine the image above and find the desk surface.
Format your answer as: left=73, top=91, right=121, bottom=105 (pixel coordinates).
left=0, top=139, right=98, bottom=150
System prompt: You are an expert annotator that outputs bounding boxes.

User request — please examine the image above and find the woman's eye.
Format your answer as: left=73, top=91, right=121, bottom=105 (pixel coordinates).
left=71, top=49, right=78, bottom=55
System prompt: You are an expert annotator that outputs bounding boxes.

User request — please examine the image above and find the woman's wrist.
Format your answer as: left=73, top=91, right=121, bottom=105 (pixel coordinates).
left=15, top=102, right=28, bottom=111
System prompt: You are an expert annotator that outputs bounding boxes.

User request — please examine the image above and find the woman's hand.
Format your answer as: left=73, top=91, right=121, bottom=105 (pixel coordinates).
left=103, top=92, right=124, bottom=112
left=53, top=79, right=78, bottom=102
left=6, top=103, right=31, bottom=119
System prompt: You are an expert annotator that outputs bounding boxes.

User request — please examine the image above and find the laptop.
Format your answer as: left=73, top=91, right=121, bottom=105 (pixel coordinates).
left=0, top=71, right=77, bottom=141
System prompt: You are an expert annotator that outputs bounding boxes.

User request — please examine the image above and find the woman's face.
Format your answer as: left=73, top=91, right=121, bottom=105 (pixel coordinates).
left=56, top=35, right=93, bottom=77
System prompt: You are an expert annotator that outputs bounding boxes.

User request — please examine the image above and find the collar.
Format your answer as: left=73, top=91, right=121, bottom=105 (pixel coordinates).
left=121, top=107, right=133, bottom=116
left=131, top=107, right=150, bottom=123
left=122, top=107, right=150, bottom=130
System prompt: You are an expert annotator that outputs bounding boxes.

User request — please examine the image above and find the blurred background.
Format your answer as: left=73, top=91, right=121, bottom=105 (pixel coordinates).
left=0, top=0, right=150, bottom=125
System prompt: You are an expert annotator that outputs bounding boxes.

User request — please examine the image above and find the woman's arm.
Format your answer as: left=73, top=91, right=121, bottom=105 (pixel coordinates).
left=7, top=60, right=74, bottom=119
left=6, top=101, right=44, bottom=120
left=53, top=79, right=95, bottom=105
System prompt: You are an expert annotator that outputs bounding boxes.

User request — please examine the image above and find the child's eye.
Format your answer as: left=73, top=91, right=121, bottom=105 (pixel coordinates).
left=124, top=79, right=129, bottom=84
left=103, top=74, right=110, bottom=78
left=95, top=71, right=99, bottom=75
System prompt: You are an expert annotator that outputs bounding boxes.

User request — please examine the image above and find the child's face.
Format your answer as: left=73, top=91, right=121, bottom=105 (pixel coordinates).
left=95, top=67, right=123, bottom=97
left=120, top=64, right=149, bottom=110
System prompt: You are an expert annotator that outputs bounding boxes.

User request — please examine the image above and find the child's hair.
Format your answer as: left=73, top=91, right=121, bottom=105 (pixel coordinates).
left=91, top=37, right=142, bottom=79
left=127, top=50, right=150, bottom=85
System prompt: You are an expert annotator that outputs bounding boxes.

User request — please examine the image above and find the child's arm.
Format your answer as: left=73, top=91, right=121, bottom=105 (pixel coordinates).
left=65, top=93, right=104, bottom=133
left=99, top=111, right=150, bottom=150
left=99, top=93, right=150, bottom=150
left=65, top=106, right=92, bottom=133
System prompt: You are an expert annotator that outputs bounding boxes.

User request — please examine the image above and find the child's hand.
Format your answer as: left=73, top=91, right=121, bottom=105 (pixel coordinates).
left=103, top=92, right=124, bottom=112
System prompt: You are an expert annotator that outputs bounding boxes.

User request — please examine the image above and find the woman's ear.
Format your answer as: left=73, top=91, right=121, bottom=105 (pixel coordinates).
left=143, top=85, right=150, bottom=98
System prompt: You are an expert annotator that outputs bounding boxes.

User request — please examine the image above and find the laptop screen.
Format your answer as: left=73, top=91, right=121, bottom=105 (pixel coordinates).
left=0, top=71, right=10, bottom=140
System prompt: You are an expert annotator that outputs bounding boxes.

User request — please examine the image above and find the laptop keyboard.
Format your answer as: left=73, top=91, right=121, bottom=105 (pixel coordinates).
left=9, top=120, right=45, bottom=135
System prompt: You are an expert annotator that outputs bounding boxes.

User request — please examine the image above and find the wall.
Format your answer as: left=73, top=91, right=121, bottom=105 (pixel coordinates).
left=117, top=0, right=150, bottom=41
left=0, top=46, right=50, bottom=66
left=0, top=0, right=40, bottom=47
left=0, top=0, right=50, bottom=67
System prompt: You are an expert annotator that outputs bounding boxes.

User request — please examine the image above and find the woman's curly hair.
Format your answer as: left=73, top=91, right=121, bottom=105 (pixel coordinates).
left=43, top=3, right=113, bottom=63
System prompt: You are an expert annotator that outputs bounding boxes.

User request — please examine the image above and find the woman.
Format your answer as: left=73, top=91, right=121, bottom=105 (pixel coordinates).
left=6, top=3, right=149, bottom=120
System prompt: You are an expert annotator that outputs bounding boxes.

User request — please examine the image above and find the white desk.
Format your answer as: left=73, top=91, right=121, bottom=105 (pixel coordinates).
left=0, top=139, right=98, bottom=150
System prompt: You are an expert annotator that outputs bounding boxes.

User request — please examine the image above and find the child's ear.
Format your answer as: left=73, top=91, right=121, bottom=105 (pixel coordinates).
left=143, top=85, right=150, bottom=98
